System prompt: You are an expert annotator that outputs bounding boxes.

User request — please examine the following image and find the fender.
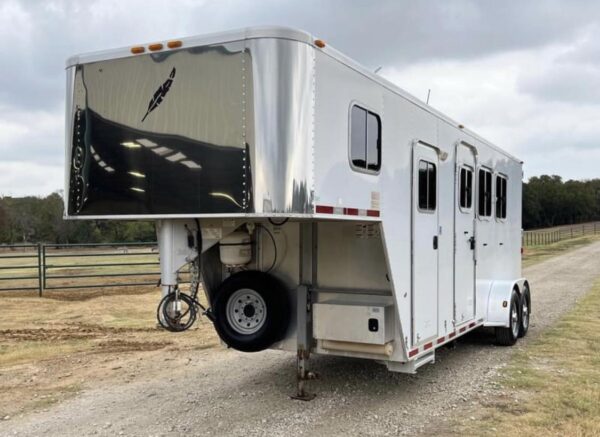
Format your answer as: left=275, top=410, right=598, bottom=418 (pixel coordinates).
left=483, top=278, right=527, bottom=327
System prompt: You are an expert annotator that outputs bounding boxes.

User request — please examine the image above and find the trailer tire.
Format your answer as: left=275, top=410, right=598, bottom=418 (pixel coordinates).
left=212, top=270, right=290, bottom=352
left=494, top=289, right=520, bottom=346
left=518, top=285, right=531, bottom=338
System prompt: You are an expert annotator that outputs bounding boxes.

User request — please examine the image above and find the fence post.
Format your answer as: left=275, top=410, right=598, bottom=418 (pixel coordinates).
left=37, top=243, right=43, bottom=297
left=42, top=244, right=46, bottom=293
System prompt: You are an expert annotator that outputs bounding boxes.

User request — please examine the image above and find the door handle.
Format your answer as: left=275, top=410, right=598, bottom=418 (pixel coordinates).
left=433, top=235, right=438, bottom=250
left=469, top=236, right=475, bottom=250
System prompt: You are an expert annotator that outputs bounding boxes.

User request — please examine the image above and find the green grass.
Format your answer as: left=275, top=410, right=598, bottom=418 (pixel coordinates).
left=454, top=281, right=600, bottom=436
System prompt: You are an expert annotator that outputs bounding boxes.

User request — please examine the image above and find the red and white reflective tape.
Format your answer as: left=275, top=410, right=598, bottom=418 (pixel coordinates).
left=315, top=205, right=380, bottom=218
left=408, top=319, right=484, bottom=359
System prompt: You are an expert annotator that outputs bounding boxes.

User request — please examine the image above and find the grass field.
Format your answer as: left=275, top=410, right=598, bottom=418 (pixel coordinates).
left=453, top=280, right=600, bottom=436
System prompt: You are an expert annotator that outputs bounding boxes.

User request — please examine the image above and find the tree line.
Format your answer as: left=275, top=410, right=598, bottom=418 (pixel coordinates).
left=0, top=193, right=155, bottom=244
left=1, top=176, right=599, bottom=243
left=523, top=176, right=600, bottom=229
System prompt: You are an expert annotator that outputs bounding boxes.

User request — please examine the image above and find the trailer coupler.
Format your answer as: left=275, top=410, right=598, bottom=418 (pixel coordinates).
left=291, top=348, right=318, bottom=401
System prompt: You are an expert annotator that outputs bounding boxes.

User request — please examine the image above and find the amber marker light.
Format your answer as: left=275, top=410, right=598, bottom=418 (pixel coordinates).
left=314, top=39, right=326, bottom=48
left=131, top=46, right=145, bottom=54
left=167, top=40, right=183, bottom=49
left=148, top=43, right=164, bottom=51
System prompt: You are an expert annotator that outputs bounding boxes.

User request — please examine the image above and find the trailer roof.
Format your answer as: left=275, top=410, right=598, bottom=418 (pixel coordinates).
left=66, top=26, right=522, bottom=164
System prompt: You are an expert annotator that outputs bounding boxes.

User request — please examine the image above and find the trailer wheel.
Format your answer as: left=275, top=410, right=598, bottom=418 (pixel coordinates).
left=212, top=271, right=290, bottom=352
left=518, top=285, right=531, bottom=338
left=495, top=289, right=520, bottom=346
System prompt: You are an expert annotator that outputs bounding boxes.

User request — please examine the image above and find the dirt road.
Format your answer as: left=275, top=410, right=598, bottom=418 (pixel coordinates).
left=3, top=241, right=600, bottom=436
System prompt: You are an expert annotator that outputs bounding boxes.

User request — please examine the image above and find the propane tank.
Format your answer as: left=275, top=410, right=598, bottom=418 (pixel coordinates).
left=219, top=231, right=252, bottom=266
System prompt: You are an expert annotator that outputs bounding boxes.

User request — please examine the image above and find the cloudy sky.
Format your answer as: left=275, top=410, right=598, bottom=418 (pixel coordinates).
left=1, top=0, right=600, bottom=196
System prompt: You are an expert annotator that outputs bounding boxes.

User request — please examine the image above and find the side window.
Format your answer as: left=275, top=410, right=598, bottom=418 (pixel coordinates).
left=478, top=168, right=492, bottom=217
left=496, top=175, right=507, bottom=219
left=418, top=160, right=436, bottom=211
left=459, top=167, right=473, bottom=210
left=350, top=105, right=381, bottom=172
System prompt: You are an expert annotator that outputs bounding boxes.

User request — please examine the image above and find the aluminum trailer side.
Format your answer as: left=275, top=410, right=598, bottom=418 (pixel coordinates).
left=65, top=26, right=530, bottom=398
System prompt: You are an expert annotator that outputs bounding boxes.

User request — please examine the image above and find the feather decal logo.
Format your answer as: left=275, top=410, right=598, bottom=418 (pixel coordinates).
left=141, top=67, right=176, bottom=122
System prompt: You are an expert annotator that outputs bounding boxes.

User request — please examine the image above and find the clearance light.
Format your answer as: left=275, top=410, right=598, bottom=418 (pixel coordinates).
left=121, top=141, right=141, bottom=148
left=131, top=46, right=145, bottom=54
left=148, top=43, right=163, bottom=51
left=128, top=171, right=146, bottom=178
left=167, top=40, right=183, bottom=49
left=314, top=39, right=326, bottom=48
left=131, top=187, right=145, bottom=193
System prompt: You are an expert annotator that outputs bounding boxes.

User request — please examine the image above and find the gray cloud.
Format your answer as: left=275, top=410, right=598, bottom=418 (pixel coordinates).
left=1, top=0, right=600, bottom=195
left=518, top=64, right=600, bottom=105
left=3, top=0, right=600, bottom=110
left=517, top=26, right=600, bottom=104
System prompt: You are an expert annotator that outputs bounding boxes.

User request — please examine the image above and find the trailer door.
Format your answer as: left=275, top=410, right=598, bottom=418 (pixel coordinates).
left=454, top=144, right=476, bottom=323
left=412, top=143, right=439, bottom=344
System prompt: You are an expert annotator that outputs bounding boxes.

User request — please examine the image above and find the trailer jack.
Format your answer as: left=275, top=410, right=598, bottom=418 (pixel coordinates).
left=291, top=349, right=318, bottom=401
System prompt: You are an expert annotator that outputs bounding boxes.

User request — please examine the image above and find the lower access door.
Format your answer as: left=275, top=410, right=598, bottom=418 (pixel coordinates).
left=412, top=142, right=439, bottom=345
left=454, top=144, right=477, bottom=323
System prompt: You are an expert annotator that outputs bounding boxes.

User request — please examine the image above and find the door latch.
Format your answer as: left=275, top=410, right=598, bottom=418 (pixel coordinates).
left=469, top=236, right=475, bottom=250
left=433, top=235, right=439, bottom=250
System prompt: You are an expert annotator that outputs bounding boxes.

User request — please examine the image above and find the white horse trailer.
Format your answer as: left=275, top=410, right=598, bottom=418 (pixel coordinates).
left=65, top=26, right=530, bottom=398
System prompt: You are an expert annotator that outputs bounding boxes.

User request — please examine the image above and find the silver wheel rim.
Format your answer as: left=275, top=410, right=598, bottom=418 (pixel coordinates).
left=522, top=298, right=529, bottom=330
left=226, top=288, right=267, bottom=335
left=511, top=300, right=519, bottom=338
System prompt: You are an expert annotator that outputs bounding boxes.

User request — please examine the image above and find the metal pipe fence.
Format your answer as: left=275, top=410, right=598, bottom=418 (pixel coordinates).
left=522, top=221, right=600, bottom=247
left=1, top=222, right=598, bottom=294
left=0, top=242, right=161, bottom=296
left=0, top=244, right=42, bottom=294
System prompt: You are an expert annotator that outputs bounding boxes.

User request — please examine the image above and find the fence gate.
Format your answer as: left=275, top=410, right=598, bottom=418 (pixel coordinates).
left=0, top=242, right=166, bottom=296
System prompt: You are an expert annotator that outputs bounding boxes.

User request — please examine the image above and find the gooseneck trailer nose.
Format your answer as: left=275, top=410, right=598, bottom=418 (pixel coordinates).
left=65, top=26, right=530, bottom=398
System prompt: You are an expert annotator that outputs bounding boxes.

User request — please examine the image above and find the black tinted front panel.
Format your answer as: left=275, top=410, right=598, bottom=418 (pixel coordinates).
left=68, top=109, right=248, bottom=215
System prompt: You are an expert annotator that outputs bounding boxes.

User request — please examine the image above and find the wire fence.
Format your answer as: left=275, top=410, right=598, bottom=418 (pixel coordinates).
left=522, top=221, right=600, bottom=247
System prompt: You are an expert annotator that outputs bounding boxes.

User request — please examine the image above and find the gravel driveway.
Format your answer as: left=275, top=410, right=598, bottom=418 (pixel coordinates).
left=3, top=240, right=600, bottom=437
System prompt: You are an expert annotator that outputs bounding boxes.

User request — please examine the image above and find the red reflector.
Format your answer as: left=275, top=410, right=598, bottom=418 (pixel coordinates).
left=424, top=342, right=433, bottom=350
left=408, top=349, right=419, bottom=358
left=315, top=205, right=334, bottom=214
left=367, top=209, right=380, bottom=217
left=344, top=208, right=359, bottom=215
left=459, top=327, right=466, bottom=333
left=469, top=322, right=476, bottom=328
left=448, top=332, right=456, bottom=338
left=437, top=337, right=445, bottom=344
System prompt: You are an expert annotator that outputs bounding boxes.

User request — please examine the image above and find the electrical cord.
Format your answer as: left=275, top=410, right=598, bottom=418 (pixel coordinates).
left=259, top=224, right=278, bottom=273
